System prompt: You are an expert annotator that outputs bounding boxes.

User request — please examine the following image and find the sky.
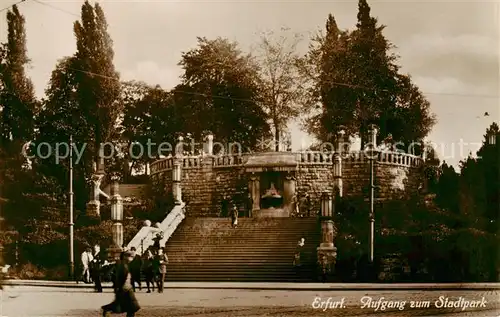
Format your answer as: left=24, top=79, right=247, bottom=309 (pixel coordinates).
left=0, top=0, right=498, bottom=168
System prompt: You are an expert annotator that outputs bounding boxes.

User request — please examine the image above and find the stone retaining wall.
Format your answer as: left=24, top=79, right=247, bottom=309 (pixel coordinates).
left=150, top=152, right=423, bottom=217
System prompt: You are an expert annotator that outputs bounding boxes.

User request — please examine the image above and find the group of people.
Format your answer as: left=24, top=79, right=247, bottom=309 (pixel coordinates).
left=79, top=244, right=111, bottom=292
left=128, top=246, right=169, bottom=293
left=80, top=243, right=169, bottom=296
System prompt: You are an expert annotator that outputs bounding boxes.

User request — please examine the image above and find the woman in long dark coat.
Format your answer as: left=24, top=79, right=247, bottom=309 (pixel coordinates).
left=102, top=251, right=141, bottom=317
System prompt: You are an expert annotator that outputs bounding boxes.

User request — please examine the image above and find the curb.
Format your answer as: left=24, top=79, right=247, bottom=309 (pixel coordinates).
left=3, top=280, right=500, bottom=291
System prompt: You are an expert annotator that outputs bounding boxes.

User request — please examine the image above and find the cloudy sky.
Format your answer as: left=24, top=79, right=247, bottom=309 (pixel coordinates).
left=0, top=0, right=498, bottom=167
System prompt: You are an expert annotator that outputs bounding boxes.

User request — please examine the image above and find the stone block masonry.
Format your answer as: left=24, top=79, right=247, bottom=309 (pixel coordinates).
left=150, top=151, right=423, bottom=217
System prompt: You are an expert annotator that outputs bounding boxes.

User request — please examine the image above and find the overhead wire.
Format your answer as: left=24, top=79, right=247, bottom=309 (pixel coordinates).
left=1, top=0, right=498, bottom=104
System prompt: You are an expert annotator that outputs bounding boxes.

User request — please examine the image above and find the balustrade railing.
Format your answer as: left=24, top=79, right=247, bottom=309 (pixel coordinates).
left=149, top=150, right=422, bottom=175
left=126, top=203, right=186, bottom=255
left=213, top=154, right=245, bottom=167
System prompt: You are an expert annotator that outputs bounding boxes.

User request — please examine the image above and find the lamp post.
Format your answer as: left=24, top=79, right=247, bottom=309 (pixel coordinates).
left=367, top=125, right=378, bottom=264
left=109, top=174, right=124, bottom=261
left=69, top=135, right=75, bottom=280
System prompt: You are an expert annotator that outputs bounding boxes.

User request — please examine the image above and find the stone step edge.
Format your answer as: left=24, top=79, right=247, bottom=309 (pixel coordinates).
left=4, top=280, right=500, bottom=290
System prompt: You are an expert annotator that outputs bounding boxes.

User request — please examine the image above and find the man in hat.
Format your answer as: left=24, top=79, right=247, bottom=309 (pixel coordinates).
left=91, top=244, right=104, bottom=292
left=102, top=250, right=141, bottom=317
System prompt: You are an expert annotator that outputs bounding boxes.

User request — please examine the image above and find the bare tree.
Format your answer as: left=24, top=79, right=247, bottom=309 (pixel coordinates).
left=254, top=27, right=305, bottom=151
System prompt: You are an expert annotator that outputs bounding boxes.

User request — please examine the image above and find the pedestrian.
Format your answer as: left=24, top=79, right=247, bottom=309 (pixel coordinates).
left=155, top=247, right=168, bottom=293
left=91, top=244, right=104, bottom=292
left=102, top=251, right=141, bottom=317
left=230, top=205, right=238, bottom=228
left=292, top=193, right=299, bottom=217
left=245, top=193, right=253, bottom=218
left=80, top=247, right=93, bottom=284
left=293, top=237, right=305, bottom=279
left=152, top=230, right=164, bottom=252
left=142, top=249, right=155, bottom=293
left=128, top=247, right=142, bottom=292
left=305, top=194, right=311, bottom=217
left=220, top=195, right=229, bottom=217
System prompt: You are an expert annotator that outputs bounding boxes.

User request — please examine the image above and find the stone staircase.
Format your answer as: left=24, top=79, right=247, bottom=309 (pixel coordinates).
left=164, top=217, right=321, bottom=282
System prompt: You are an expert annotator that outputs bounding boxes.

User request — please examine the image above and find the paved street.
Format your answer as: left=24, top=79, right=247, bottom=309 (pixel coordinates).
left=1, top=285, right=499, bottom=316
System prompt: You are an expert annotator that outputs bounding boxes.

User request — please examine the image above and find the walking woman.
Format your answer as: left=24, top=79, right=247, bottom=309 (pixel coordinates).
left=102, top=251, right=141, bottom=317
left=142, top=249, right=155, bottom=293
left=155, top=247, right=169, bottom=293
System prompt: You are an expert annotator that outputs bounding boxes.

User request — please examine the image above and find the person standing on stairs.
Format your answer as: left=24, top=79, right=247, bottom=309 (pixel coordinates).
left=231, top=205, right=239, bottom=228
left=129, top=247, right=142, bottom=292
left=293, top=237, right=306, bottom=280
left=155, top=247, right=169, bottom=293
left=245, top=192, right=253, bottom=218
left=220, top=195, right=229, bottom=217
left=142, top=249, right=155, bottom=293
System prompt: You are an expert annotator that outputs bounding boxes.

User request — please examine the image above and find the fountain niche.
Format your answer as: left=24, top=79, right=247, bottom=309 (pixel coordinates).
left=260, top=172, right=284, bottom=209
left=245, top=152, right=297, bottom=218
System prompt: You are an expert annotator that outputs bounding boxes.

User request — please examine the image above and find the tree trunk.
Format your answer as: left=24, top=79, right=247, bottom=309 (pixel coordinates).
left=275, top=126, right=280, bottom=151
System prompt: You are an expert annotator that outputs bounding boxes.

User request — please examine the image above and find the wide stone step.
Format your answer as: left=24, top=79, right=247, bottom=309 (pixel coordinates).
left=167, top=255, right=315, bottom=260
left=165, top=268, right=316, bottom=273
left=163, top=276, right=316, bottom=282
left=167, top=243, right=319, bottom=248
left=173, top=231, right=318, bottom=236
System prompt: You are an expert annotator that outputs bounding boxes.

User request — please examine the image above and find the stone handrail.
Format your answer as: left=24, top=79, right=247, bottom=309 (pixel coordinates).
left=183, top=156, right=201, bottom=169
left=342, top=150, right=421, bottom=168
left=213, top=154, right=246, bottom=167
left=150, top=157, right=174, bottom=174
left=126, top=202, right=186, bottom=256
left=149, top=150, right=422, bottom=176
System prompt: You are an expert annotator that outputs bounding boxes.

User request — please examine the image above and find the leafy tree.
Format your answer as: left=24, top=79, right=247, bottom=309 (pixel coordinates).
left=175, top=37, right=271, bottom=152
left=254, top=27, right=305, bottom=150
left=73, top=0, right=121, bottom=163
left=458, top=122, right=499, bottom=232
left=35, top=1, right=120, bottom=212
left=435, top=162, right=460, bottom=214
left=0, top=5, right=38, bottom=147
left=0, top=5, right=41, bottom=243
left=298, top=14, right=355, bottom=144
left=35, top=57, right=91, bottom=213
left=121, top=81, right=183, bottom=177
left=300, top=1, right=435, bottom=149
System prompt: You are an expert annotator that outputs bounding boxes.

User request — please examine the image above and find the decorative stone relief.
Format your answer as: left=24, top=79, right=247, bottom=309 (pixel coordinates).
left=389, top=167, right=408, bottom=191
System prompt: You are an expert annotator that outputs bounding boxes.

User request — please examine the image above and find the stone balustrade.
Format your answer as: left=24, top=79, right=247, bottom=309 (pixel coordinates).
left=150, top=150, right=421, bottom=173
left=213, top=154, right=246, bottom=167
left=148, top=149, right=423, bottom=217
left=126, top=203, right=186, bottom=255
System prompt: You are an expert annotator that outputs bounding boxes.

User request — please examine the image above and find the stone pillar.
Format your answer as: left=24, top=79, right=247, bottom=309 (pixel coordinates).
left=108, top=175, right=123, bottom=261
left=249, top=174, right=260, bottom=212
left=205, top=134, right=214, bottom=156
left=283, top=173, right=296, bottom=215
left=201, top=155, right=214, bottom=214
left=172, top=159, right=182, bottom=205
left=317, top=191, right=337, bottom=280
left=86, top=200, right=100, bottom=218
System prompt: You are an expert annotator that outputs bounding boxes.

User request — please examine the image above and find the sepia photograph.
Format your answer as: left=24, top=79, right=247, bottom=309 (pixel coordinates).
left=0, top=0, right=499, bottom=316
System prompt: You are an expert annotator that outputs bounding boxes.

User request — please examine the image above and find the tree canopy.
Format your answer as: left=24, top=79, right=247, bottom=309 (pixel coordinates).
left=300, top=1, right=436, bottom=150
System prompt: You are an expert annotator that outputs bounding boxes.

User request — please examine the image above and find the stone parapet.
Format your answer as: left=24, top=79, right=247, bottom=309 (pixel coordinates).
left=150, top=151, right=423, bottom=217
